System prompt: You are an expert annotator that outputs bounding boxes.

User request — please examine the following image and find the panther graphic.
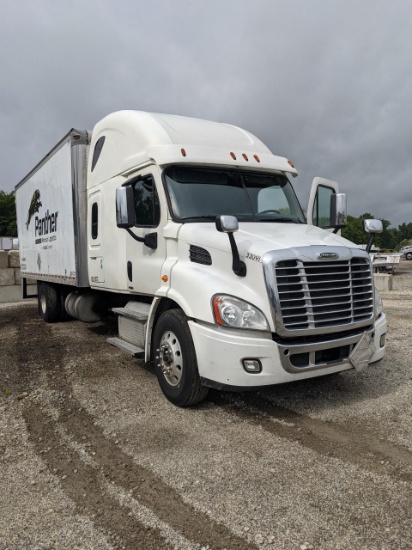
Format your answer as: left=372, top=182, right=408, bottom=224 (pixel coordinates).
left=26, top=189, right=42, bottom=229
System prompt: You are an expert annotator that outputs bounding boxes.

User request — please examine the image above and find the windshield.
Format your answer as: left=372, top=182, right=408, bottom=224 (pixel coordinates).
left=164, top=167, right=306, bottom=223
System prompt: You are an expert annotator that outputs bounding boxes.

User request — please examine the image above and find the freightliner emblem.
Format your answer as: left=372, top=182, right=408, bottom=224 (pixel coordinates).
left=317, top=252, right=339, bottom=259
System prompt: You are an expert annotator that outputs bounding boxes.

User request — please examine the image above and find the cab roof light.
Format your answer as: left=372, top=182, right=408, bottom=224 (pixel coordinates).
left=242, top=153, right=248, bottom=161
left=230, top=152, right=236, bottom=160
left=181, top=148, right=187, bottom=157
left=287, top=160, right=295, bottom=168
left=253, top=154, right=260, bottom=163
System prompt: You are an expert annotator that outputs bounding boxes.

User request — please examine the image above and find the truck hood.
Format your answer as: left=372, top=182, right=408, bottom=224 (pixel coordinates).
left=177, top=222, right=357, bottom=258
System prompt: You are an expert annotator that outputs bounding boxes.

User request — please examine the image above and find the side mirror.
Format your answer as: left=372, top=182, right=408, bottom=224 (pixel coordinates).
left=364, top=219, right=383, bottom=234
left=330, top=193, right=347, bottom=231
left=116, top=186, right=136, bottom=228
left=215, top=215, right=239, bottom=233
left=215, top=215, right=246, bottom=277
left=364, top=219, right=383, bottom=253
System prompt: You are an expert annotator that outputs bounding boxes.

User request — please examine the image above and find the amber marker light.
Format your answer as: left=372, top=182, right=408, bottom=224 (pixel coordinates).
left=212, top=296, right=224, bottom=325
left=287, top=160, right=295, bottom=168
left=162, top=275, right=168, bottom=282
left=242, top=153, right=248, bottom=161
left=230, top=152, right=236, bottom=160
left=181, top=148, right=187, bottom=157
left=253, top=155, right=260, bottom=163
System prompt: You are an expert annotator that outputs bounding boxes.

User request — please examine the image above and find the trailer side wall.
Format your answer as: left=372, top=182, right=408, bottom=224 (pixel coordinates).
left=15, top=131, right=89, bottom=287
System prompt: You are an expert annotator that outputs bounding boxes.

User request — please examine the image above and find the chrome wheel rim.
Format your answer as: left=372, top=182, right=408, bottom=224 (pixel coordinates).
left=159, top=330, right=183, bottom=386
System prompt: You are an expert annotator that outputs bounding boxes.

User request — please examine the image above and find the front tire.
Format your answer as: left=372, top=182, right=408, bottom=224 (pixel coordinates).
left=153, top=309, right=208, bottom=407
left=406, top=252, right=412, bottom=260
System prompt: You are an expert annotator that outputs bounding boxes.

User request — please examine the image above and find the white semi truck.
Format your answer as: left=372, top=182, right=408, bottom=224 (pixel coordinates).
left=15, top=110, right=387, bottom=406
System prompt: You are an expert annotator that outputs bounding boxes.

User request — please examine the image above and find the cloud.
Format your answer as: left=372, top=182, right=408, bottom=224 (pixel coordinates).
left=1, top=0, right=411, bottom=226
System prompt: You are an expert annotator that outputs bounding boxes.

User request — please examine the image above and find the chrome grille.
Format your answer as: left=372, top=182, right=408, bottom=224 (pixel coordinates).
left=275, top=258, right=373, bottom=331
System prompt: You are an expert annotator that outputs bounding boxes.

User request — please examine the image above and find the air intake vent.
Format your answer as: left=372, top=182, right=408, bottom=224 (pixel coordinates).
left=275, top=258, right=373, bottom=331
left=189, top=245, right=212, bottom=265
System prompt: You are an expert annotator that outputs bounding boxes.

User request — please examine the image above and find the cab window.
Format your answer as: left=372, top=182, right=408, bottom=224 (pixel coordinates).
left=133, top=176, right=160, bottom=227
left=313, top=185, right=334, bottom=228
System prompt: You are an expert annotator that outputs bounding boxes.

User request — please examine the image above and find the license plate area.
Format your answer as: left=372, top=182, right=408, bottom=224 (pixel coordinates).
left=349, top=331, right=376, bottom=372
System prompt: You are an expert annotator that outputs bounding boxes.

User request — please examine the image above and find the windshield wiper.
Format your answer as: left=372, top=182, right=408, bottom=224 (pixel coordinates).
left=181, top=215, right=217, bottom=222
left=181, top=215, right=302, bottom=223
left=255, top=216, right=301, bottom=223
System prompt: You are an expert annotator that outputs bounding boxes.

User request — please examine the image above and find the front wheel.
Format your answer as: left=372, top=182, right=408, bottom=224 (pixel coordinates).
left=406, top=252, right=412, bottom=260
left=153, top=309, right=208, bottom=407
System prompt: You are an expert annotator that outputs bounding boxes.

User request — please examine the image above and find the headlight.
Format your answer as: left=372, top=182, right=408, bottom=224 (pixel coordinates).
left=374, top=287, right=383, bottom=318
left=212, top=294, right=269, bottom=331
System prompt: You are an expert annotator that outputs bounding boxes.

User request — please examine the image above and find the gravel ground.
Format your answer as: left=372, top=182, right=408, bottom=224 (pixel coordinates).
left=0, top=262, right=411, bottom=549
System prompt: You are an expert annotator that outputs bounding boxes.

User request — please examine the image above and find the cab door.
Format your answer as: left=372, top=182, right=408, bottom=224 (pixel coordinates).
left=307, top=177, right=339, bottom=228
left=124, top=166, right=167, bottom=295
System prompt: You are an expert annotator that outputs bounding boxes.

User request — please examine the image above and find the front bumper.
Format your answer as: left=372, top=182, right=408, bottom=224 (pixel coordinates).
left=189, top=313, right=387, bottom=388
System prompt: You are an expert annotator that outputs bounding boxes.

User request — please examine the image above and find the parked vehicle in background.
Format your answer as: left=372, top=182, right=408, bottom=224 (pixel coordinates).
left=371, top=252, right=401, bottom=273
left=0, top=237, right=18, bottom=250
left=15, top=111, right=387, bottom=406
left=400, top=245, right=412, bottom=260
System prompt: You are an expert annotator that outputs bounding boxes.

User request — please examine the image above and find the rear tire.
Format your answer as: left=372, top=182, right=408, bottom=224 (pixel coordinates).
left=38, top=283, right=61, bottom=323
left=153, top=309, right=208, bottom=407
left=59, top=286, right=71, bottom=321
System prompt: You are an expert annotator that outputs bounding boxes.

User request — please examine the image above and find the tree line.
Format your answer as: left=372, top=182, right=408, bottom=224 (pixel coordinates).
left=0, top=189, right=411, bottom=250
left=0, top=190, right=17, bottom=236
left=341, top=214, right=412, bottom=251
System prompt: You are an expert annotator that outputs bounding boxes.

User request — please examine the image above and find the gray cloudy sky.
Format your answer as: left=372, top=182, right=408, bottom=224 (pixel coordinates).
left=1, top=0, right=412, bottom=226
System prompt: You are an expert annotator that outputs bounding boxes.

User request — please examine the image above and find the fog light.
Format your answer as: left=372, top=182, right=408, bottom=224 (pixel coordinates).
left=380, top=334, right=386, bottom=348
left=242, top=359, right=262, bottom=373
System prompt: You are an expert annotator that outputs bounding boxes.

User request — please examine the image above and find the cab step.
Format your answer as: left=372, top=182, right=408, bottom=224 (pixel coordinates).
left=111, top=304, right=149, bottom=321
left=108, top=301, right=151, bottom=357
left=107, top=337, right=144, bottom=358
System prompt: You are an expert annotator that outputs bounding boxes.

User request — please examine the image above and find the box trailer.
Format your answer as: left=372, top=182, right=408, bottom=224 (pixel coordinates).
left=15, top=111, right=387, bottom=406
left=16, top=130, right=89, bottom=288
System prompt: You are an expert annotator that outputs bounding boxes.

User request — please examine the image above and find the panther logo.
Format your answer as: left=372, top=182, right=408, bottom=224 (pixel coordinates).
left=26, top=189, right=42, bottom=229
